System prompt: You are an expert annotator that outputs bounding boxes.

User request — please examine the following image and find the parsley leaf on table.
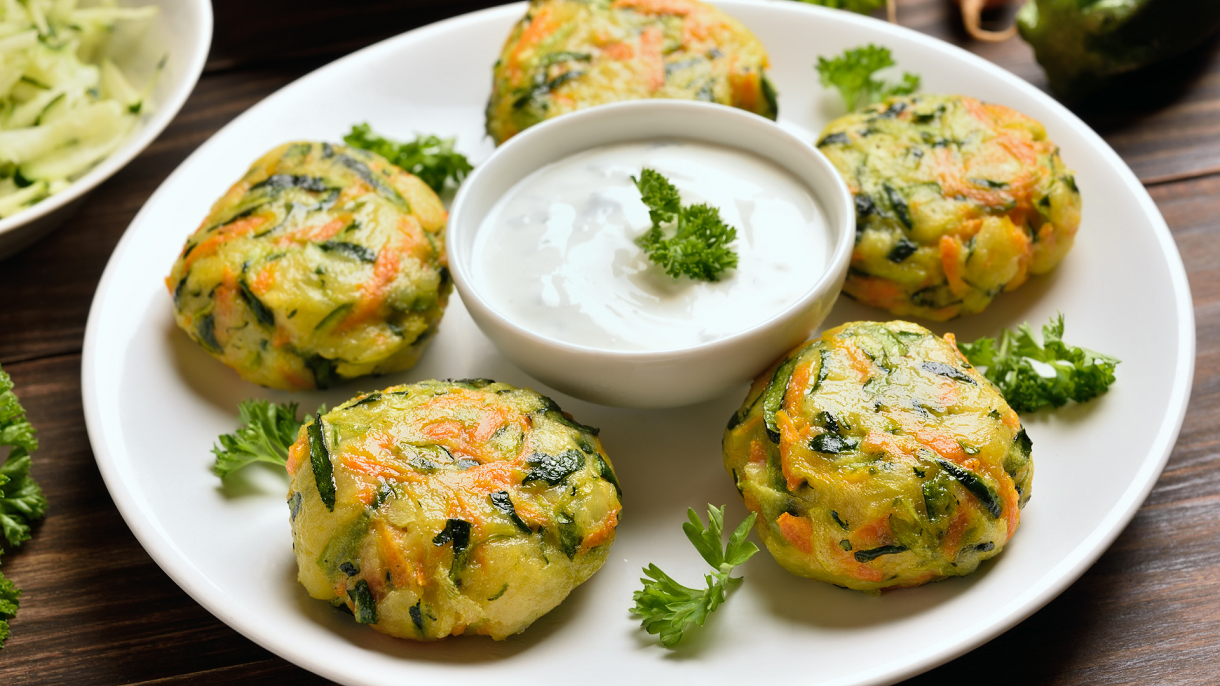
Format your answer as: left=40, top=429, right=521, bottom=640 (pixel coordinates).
left=343, top=123, right=473, bottom=193
left=632, top=505, right=758, bottom=647
left=957, top=314, right=1120, bottom=413
left=0, top=455, right=45, bottom=549
left=0, top=551, right=17, bottom=647
left=632, top=169, right=739, bottom=282
left=212, top=399, right=307, bottom=478
left=0, top=368, right=45, bottom=549
left=816, top=44, right=920, bottom=112
left=0, top=365, right=48, bottom=650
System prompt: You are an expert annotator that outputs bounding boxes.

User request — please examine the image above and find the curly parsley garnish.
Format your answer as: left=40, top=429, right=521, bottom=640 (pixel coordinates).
left=633, top=169, right=739, bottom=282
left=816, top=44, right=920, bottom=112
left=0, top=365, right=48, bottom=649
left=343, top=123, right=473, bottom=193
left=958, top=314, right=1120, bottom=413
left=796, top=0, right=887, bottom=14
left=0, top=552, right=17, bottom=647
left=212, top=399, right=306, bottom=478
left=632, top=505, right=758, bottom=647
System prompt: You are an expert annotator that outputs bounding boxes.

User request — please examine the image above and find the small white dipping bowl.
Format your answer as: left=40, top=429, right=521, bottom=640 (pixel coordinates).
left=448, top=100, right=853, bottom=408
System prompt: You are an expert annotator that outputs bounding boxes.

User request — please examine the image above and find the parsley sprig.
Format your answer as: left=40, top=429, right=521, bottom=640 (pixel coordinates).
left=632, top=505, right=758, bottom=647
left=212, top=399, right=307, bottom=478
left=796, top=0, right=887, bottom=14
left=0, top=365, right=48, bottom=649
left=0, top=551, right=16, bottom=646
left=343, top=123, right=473, bottom=193
left=816, top=44, right=920, bottom=112
left=958, top=314, right=1120, bottom=413
left=633, top=169, right=739, bottom=282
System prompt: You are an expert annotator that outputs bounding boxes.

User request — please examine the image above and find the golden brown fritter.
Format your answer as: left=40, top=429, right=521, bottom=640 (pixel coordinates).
left=166, top=142, right=450, bottom=390
left=724, top=321, right=1032, bottom=592
left=818, top=95, right=1081, bottom=320
left=288, top=379, right=623, bottom=639
left=487, top=0, right=777, bottom=144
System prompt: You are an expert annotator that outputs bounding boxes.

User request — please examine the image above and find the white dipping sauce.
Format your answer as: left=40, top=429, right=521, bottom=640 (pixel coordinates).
left=471, top=140, right=829, bottom=352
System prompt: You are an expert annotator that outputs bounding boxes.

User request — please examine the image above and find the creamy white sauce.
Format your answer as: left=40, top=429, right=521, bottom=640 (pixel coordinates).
left=471, top=140, right=829, bottom=352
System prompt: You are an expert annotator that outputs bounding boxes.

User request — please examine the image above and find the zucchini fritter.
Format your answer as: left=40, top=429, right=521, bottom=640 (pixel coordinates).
left=166, top=142, right=450, bottom=390
left=818, top=95, right=1081, bottom=320
left=723, top=321, right=1032, bottom=592
left=486, top=0, right=778, bottom=144
left=287, top=379, right=623, bottom=640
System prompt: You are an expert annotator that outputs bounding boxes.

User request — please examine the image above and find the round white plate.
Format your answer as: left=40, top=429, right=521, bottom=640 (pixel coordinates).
left=82, top=2, right=1194, bottom=685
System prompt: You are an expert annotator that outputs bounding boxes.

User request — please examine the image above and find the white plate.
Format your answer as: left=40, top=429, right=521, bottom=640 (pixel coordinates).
left=81, top=2, right=1194, bottom=685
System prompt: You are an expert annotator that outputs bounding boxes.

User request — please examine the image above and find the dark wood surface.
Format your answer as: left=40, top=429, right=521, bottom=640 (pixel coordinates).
left=1, top=0, right=1218, bottom=683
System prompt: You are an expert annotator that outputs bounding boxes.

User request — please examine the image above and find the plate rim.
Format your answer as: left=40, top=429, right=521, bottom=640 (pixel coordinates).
left=81, top=2, right=1196, bottom=685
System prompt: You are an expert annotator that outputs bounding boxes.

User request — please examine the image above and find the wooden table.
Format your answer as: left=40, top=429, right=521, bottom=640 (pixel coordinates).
left=2, top=1, right=1218, bottom=683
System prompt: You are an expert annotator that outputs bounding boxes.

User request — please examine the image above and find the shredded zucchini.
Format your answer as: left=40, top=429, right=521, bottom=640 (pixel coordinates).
left=0, top=0, right=161, bottom=219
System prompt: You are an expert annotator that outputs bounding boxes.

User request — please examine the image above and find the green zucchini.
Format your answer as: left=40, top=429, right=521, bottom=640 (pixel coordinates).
left=196, top=314, right=220, bottom=353
left=317, top=510, right=372, bottom=578
left=935, top=458, right=1002, bottom=519
left=489, top=491, right=532, bottom=532
left=304, top=355, right=338, bottom=390
left=348, top=579, right=378, bottom=624
left=307, top=413, right=336, bottom=511
left=345, top=392, right=382, bottom=410
left=921, top=361, right=975, bottom=385
left=593, top=453, right=622, bottom=498
left=1004, top=428, right=1033, bottom=478
left=556, top=512, right=582, bottom=560
left=250, top=173, right=329, bottom=193
left=432, top=518, right=473, bottom=578
left=810, top=433, right=859, bottom=454
left=335, top=153, right=409, bottom=211
left=883, top=183, right=912, bottom=230
left=314, top=303, right=354, bottom=332
left=536, top=396, right=600, bottom=436
left=319, top=240, right=376, bottom=263
left=921, top=471, right=957, bottom=521
left=854, top=544, right=908, bottom=563
left=763, top=353, right=803, bottom=443
left=409, top=601, right=424, bottom=632
left=238, top=280, right=275, bottom=327
left=523, top=449, right=585, bottom=486
left=887, top=237, right=918, bottom=263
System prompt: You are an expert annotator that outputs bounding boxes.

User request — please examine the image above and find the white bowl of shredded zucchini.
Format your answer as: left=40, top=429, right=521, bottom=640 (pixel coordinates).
left=0, top=0, right=211, bottom=260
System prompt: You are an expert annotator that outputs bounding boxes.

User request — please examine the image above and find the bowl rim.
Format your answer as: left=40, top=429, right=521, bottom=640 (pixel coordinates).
left=447, top=98, right=855, bottom=360
left=0, top=0, right=214, bottom=246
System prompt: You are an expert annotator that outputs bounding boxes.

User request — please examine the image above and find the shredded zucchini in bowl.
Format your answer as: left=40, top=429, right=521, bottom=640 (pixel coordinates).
left=0, top=0, right=161, bottom=218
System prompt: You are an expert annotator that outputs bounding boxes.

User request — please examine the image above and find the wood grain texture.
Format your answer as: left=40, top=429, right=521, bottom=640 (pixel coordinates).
left=0, top=0, right=1218, bottom=683
left=206, top=0, right=506, bottom=72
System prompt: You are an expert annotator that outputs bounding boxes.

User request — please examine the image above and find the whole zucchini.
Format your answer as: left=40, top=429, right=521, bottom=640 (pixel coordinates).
left=1018, top=0, right=1220, bottom=100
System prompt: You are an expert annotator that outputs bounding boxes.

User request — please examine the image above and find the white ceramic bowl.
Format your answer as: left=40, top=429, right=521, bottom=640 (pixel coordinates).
left=0, top=0, right=212, bottom=261
left=448, top=100, right=854, bottom=408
